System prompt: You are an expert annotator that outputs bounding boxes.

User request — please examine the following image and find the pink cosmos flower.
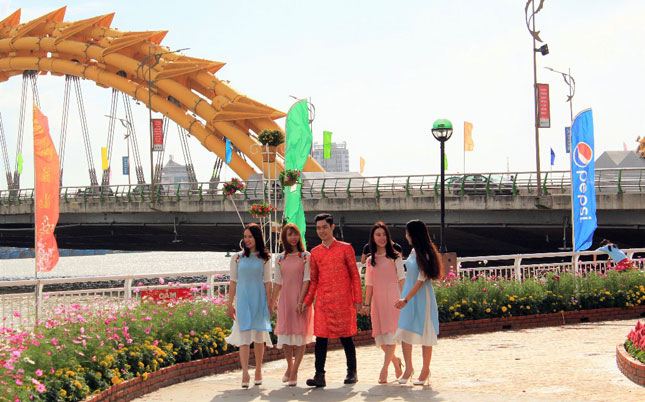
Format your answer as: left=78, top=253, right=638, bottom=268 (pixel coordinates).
left=36, top=383, right=46, bottom=393
left=35, top=369, right=43, bottom=377
left=159, top=278, right=165, bottom=285
left=15, top=379, right=22, bottom=385
left=50, top=338, right=58, bottom=346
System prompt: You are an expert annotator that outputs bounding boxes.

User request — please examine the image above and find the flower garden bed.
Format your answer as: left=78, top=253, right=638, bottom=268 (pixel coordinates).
left=616, top=344, right=645, bottom=387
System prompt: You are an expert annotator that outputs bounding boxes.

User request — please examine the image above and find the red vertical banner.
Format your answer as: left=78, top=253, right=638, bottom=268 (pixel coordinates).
left=536, top=83, right=550, bottom=128
left=33, top=106, right=60, bottom=272
left=152, top=118, right=164, bottom=151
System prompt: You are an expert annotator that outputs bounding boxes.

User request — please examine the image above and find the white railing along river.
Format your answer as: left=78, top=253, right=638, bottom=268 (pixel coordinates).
left=1, top=248, right=644, bottom=329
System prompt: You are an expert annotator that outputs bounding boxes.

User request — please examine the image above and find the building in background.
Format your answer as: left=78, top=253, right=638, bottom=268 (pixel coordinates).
left=312, top=141, right=350, bottom=172
left=161, top=155, right=190, bottom=189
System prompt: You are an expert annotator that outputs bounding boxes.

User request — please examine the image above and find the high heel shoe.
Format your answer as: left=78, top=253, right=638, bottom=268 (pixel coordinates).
left=241, top=372, right=250, bottom=388
left=254, top=379, right=263, bottom=386
left=413, top=372, right=430, bottom=386
left=282, top=375, right=289, bottom=383
left=397, top=369, right=414, bottom=384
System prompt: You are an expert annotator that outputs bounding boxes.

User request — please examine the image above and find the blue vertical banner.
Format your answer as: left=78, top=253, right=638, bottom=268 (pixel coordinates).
left=565, top=127, right=571, bottom=153
left=570, top=109, right=597, bottom=251
left=225, top=138, right=232, bottom=164
left=122, top=156, right=129, bottom=175
left=550, top=148, right=555, bottom=166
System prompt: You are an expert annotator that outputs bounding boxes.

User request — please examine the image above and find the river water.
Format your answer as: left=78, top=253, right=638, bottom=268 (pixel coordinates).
left=0, top=251, right=232, bottom=281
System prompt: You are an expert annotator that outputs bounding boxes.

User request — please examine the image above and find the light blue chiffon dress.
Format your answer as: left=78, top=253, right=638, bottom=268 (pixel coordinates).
left=394, top=250, right=439, bottom=346
left=225, top=253, right=273, bottom=346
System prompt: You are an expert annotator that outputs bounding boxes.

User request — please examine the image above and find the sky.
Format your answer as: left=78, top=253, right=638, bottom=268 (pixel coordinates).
left=1, top=0, right=644, bottom=187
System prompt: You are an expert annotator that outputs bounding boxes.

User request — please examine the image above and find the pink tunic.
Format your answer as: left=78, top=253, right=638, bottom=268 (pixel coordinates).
left=366, top=254, right=405, bottom=339
left=274, top=252, right=314, bottom=343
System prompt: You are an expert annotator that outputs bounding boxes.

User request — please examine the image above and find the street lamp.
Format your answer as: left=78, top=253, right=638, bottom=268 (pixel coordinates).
left=544, top=66, right=575, bottom=123
left=432, top=118, right=453, bottom=253
left=104, top=115, right=133, bottom=186
left=138, top=47, right=189, bottom=201
left=526, top=0, right=549, bottom=196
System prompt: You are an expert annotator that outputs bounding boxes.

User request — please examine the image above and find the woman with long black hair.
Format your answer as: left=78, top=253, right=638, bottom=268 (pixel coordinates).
left=362, top=221, right=405, bottom=383
left=393, top=220, right=442, bottom=386
left=225, top=223, right=273, bottom=388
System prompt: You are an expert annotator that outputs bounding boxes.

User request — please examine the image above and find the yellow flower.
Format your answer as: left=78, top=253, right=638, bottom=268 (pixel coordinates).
left=73, top=380, right=82, bottom=389
left=138, top=362, right=145, bottom=368
left=143, top=372, right=149, bottom=380
left=526, top=306, right=531, bottom=310
left=66, top=370, right=76, bottom=376
left=507, top=304, right=511, bottom=308
left=501, top=306, right=508, bottom=312
left=449, top=306, right=454, bottom=311
left=60, top=390, right=67, bottom=397
left=509, top=296, right=515, bottom=302
left=485, top=308, right=491, bottom=313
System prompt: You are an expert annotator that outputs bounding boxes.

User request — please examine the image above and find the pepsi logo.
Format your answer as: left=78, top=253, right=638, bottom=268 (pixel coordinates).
left=573, top=142, right=593, bottom=168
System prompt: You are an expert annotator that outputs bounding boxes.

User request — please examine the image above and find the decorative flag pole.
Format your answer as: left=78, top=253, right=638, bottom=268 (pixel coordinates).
left=33, top=105, right=61, bottom=322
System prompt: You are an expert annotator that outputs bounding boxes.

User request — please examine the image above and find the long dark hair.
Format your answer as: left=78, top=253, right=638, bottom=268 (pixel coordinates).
left=368, top=221, right=400, bottom=266
left=406, top=220, right=441, bottom=280
left=243, top=223, right=270, bottom=261
left=280, top=223, right=305, bottom=254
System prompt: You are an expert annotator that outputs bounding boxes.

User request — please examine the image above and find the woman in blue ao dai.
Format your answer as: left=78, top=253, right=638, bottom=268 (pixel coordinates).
left=225, top=223, right=273, bottom=388
left=393, top=220, right=442, bottom=386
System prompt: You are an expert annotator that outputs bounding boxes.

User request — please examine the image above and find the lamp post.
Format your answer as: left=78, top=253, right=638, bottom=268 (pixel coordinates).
left=104, top=115, right=132, bottom=186
left=138, top=47, right=189, bottom=201
left=544, top=66, right=575, bottom=123
left=432, top=119, right=453, bottom=253
left=526, top=0, right=549, bottom=196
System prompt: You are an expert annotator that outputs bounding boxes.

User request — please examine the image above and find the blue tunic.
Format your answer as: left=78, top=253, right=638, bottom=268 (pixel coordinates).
left=233, top=253, right=272, bottom=332
left=397, top=251, right=439, bottom=336
left=596, top=245, right=628, bottom=263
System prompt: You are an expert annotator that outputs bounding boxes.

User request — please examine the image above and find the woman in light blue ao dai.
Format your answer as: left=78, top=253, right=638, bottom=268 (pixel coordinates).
left=393, top=220, right=442, bottom=386
left=226, top=223, right=273, bottom=388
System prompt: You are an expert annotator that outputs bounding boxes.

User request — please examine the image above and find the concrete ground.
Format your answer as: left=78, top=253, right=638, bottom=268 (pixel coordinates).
left=133, top=319, right=644, bottom=402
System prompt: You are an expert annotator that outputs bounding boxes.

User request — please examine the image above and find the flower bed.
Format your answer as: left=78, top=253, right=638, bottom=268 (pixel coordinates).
left=617, top=320, right=645, bottom=387
left=1, top=286, right=233, bottom=402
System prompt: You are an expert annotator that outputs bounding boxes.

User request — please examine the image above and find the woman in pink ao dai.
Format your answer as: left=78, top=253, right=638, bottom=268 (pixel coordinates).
left=271, top=223, right=314, bottom=386
left=362, top=222, right=405, bottom=384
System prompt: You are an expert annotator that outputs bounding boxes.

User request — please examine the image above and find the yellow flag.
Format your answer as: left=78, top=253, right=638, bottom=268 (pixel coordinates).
left=360, top=157, right=366, bottom=173
left=464, top=121, right=474, bottom=151
left=101, top=147, right=109, bottom=170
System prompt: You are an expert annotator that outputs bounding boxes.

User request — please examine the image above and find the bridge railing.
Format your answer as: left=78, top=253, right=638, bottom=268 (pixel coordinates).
left=1, top=248, right=644, bottom=329
left=0, top=167, right=643, bottom=205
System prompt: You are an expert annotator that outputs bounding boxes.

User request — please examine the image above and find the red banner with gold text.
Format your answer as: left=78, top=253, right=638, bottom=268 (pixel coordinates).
left=33, top=106, right=60, bottom=272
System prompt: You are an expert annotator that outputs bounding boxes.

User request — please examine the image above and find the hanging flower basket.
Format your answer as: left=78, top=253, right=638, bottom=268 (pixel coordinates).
left=258, top=129, right=285, bottom=146
left=279, top=169, right=301, bottom=187
left=249, top=201, right=277, bottom=219
left=222, top=178, right=245, bottom=196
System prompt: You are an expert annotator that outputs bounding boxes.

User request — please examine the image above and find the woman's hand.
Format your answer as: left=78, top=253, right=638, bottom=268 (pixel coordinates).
left=226, top=304, right=236, bottom=319
left=394, top=298, right=407, bottom=309
left=360, top=305, right=370, bottom=316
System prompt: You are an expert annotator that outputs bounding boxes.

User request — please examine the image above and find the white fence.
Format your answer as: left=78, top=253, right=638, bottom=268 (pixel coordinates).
left=2, top=248, right=644, bottom=329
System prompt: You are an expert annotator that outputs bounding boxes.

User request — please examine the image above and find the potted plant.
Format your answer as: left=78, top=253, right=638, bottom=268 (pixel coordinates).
left=222, top=178, right=245, bottom=196
left=258, top=129, right=285, bottom=162
left=279, top=169, right=301, bottom=187
left=249, top=201, right=277, bottom=219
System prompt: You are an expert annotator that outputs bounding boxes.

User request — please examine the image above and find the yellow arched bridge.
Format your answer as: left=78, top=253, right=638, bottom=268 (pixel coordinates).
left=0, top=7, right=323, bottom=181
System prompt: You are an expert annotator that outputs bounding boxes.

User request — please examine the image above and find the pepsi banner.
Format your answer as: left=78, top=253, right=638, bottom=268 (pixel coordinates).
left=570, top=109, right=597, bottom=251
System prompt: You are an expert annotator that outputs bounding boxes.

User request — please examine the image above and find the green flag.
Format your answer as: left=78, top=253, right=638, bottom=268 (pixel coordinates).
left=323, top=131, right=332, bottom=159
left=17, top=153, right=23, bottom=174
left=285, top=100, right=313, bottom=247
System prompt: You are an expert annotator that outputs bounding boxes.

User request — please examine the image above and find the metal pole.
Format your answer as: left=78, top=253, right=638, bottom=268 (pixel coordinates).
left=440, top=139, right=447, bottom=253
left=568, top=68, right=574, bottom=124
left=148, top=46, right=155, bottom=202
left=532, top=0, right=542, bottom=196
left=127, top=134, right=131, bottom=186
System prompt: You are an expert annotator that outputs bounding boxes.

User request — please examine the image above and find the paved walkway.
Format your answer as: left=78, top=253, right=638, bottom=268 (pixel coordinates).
left=134, top=319, right=644, bottom=402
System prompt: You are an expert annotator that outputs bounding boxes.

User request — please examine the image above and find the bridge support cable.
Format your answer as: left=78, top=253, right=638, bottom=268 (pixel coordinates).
left=12, top=72, right=29, bottom=189
left=122, top=94, right=146, bottom=184
left=210, top=157, right=223, bottom=185
left=176, top=124, right=198, bottom=187
left=100, top=89, right=119, bottom=187
left=71, top=76, right=99, bottom=186
left=58, top=75, right=72, bottom=185
left=153, top=116, right=170, bottom=184
left=0, top=113, right=12, bottom=188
